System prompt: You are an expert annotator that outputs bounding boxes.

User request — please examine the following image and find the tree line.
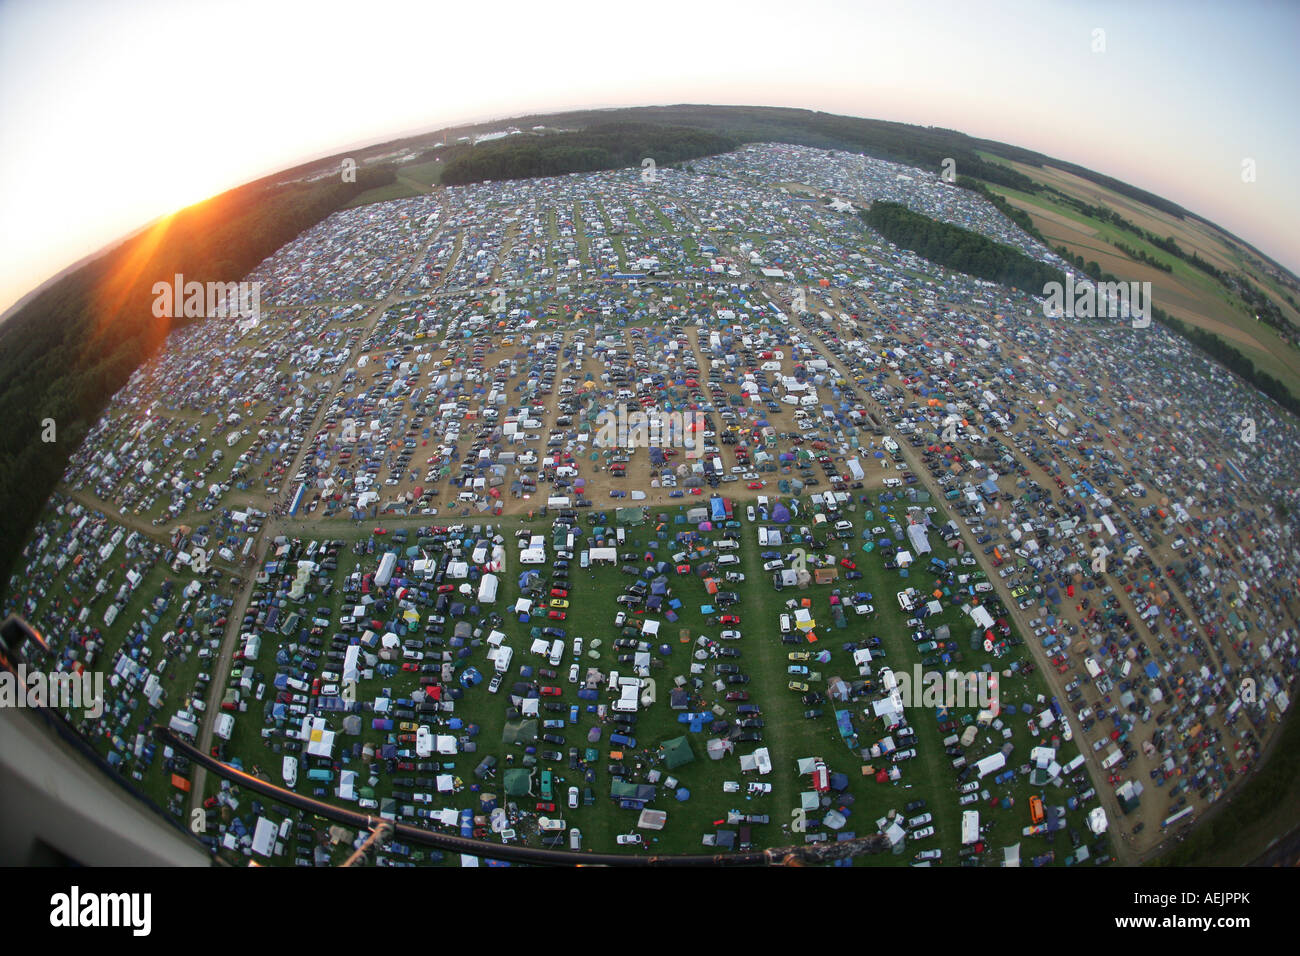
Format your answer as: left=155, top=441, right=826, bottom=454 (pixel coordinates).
left=859, top=201, right=1066, bottom=295
left=437, top=124, right=741, bottom=186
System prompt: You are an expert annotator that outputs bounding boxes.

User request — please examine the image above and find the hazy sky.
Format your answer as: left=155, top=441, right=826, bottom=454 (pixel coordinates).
left=1, top=0, right=1297, bottom=315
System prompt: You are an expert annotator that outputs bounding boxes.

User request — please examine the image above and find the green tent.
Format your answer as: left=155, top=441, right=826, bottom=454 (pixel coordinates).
left=661, top=735, right=695, bottom=770
left=611, top=779, right=657, bottom=801
left=502, top=719, right=538, bottom=747
left=504, top=768, right=534, bottom=798
left=616, top=507, right=645, bottom=526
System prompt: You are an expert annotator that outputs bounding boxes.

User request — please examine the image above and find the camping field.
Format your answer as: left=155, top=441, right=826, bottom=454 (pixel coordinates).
left=201, top=491, right=1108, bottom=867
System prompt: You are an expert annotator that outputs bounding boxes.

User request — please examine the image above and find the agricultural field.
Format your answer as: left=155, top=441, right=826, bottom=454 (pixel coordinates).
left=972, top=153, right=1300, bottom=393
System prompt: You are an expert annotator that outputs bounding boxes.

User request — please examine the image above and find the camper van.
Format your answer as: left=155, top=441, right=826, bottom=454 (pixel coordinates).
left=214, top=713, right=235, bottom=740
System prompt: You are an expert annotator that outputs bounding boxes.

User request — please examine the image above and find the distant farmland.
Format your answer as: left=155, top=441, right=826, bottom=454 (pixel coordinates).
left=973, top=156, right=1300, bottom=396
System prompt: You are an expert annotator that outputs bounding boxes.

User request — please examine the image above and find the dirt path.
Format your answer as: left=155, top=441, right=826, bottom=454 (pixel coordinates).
left=65, top=488, right=170, bottom=543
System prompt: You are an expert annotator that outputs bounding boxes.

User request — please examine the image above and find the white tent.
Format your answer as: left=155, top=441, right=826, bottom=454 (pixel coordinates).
left=883, top=820, right=907, bottom=846
left=975, top=752, right=1006, bottom=778
left=252, top=817, right=277, bottom=858
left=301, top=716, right=335, bottom=758
left=338, top=770, right=356, bottom=801
left=873, top=695, right=903, bottom=720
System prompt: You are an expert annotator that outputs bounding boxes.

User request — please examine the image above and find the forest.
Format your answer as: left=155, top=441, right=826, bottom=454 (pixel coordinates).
left=860, top=200, right=1066, bottom=295
left=437, top=123, right=740, bottom=185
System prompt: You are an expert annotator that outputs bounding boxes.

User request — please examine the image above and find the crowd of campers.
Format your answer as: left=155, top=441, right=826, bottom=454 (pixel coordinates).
left=6, top=141, right=1300, bottom=862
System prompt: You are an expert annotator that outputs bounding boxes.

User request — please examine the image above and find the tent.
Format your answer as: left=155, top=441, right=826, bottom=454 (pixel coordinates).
left=616, top=507, right=645, bottom=526
left=503, top=768, right=534, bottom=798
left=661, top=735, right=695, bottom=769
left=502, top=719, right=538, bottom=746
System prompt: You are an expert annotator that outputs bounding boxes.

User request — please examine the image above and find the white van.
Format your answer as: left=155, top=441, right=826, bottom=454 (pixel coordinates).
left=214, top=713, right=235, bottom=740
left=548, top=640, right=564, bottom=667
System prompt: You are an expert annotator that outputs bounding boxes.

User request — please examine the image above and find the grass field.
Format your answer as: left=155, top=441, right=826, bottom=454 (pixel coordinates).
left=342, top=158, right=448, bottom=209
left=203, top=491, right=1111, bottom=867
